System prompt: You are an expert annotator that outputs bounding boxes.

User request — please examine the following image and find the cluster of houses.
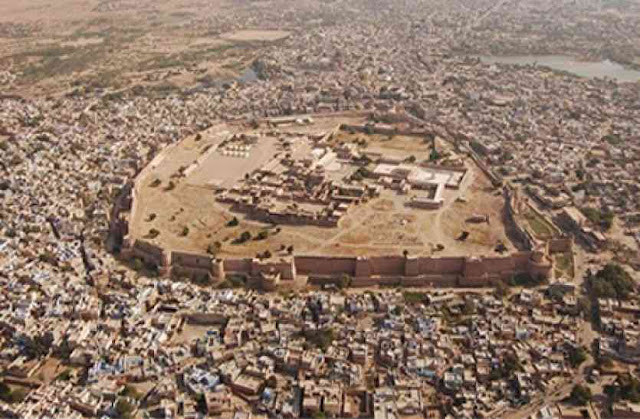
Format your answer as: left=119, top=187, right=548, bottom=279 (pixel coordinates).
left=1, top=3, right=640, bottom=416
left=0, top=285, right=600, bottom=418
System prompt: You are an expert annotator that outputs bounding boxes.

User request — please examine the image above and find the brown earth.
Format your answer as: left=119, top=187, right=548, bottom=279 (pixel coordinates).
left=129, top=119, right=515, bottom=258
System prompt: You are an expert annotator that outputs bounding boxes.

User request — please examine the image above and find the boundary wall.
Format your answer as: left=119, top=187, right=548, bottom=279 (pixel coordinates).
left=109, top=112, right=568, bottom=290
left=119, top=239, right=553, bottom=289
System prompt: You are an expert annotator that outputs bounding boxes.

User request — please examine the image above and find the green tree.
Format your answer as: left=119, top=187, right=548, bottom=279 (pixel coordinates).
left=237, top=231, right=251, bottom=243
left=114, top=398, right=135, bottom=419
left=494, top=280, right=510, bottom=298
left=568, top=346, right=587, bottom=368
left=587, top=264, right=634, bottom=300
left=338, top=274, right=352, bottom=289
left=55, top=369, right=72, bottom=381
left=570, top=384, right=592, bottom=406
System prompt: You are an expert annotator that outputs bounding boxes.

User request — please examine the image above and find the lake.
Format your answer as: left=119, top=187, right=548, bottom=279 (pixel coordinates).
left=479, top=55, right=640, bottom=82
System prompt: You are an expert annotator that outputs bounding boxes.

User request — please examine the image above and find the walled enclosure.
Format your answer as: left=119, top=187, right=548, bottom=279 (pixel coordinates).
left=110, top=111, right=563, bottom=290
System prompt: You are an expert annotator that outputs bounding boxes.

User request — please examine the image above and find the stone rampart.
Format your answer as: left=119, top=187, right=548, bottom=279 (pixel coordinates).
left=295, top=256, right=357, bottom=276
left=120, top=236, right=552, bottom=289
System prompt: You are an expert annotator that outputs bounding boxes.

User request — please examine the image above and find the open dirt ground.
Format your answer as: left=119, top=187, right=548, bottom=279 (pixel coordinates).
left=0, top=0, right=295, bottom=96
left=129, top=118, right=515, bottom=258
left=220, top=30, right=291, bottom=42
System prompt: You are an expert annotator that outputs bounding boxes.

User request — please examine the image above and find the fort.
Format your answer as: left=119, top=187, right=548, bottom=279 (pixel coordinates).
left=120, top=237, right=553, bottom=290
left=109, top=111, right=569, bottom=290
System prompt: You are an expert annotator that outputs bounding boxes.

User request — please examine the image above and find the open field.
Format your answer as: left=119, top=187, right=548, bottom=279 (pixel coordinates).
left=523, top=208, right=557, bottom=239
left=128, top=117, right=517, bottom=259
left=220, top=30, right=291, bottom=42
left=0, top=0, right=295, bottom=96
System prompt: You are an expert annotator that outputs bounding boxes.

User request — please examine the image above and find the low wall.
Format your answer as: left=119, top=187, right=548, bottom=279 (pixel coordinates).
left=468, top=148, right=502, bottom=187
left=340, top=123, right=427, bottom=138
left=503, top=187, right=534, bottom=251
left=548, top=237, right=573, bottom=254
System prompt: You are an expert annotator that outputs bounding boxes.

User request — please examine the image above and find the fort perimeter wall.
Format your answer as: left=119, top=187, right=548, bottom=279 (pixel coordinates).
left=120, top=238, right=553, bottom=289
left=112, top=111, right=559, bottom=289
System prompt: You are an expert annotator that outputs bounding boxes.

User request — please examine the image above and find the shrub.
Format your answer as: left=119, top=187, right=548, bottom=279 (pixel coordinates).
left=192, top=274, right=212, bottom=286
left=115, top=398, right=135, bottom=418
left=494, top=280, right=510, bottom=298
left=206, top=241, right=221, bottom=255
left=338, top=274, right=352, bottom=289
left=218, top=274, right=246, bottom=289
left=587, top=263, right=634, bottom=300
left=132, top=258, right=144, bottom=271
left=234, top=231, right=251, bottom=244
left=570, top=384, right=592, bottom=406
left=403, top=291, right=425, bottom=304
left=304, top=328, right=335, bottom=351
left=55, top=369, right=72, bottom=381
left=580, top=207, right=614, bottom=230
left=227, top=217, right=239, bottom=227
left=509, top=272, right=547, bottom=287
left=568, top=346, right=587, bottom=368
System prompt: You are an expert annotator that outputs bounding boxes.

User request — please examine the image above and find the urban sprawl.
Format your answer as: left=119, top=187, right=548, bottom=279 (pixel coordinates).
left=1, top=0, right=640, bottom=418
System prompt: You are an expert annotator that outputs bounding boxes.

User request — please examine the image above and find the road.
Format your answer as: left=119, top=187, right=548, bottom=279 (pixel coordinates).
left=504, top=351, right=593, bottom=419
left=503, top=315, right=595, bottom=419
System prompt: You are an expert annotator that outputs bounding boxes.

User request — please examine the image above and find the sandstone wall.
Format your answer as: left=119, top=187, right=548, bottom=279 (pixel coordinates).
left=171, top=251, right=214, bottom=270
left=469, top=148, right=502, bottom=187
left=367, top=256, right=406, bottom=276
left=128, top=239, right=168, bottom=269
left=120, top=237, right=552, bottom=289
left=503, top=187, right=534, bottom=251
left=224, top=258, right=253, bottom=273
left=295, top=256, right=356, bottom=276
left=417, top=257, right=465, bottom=275
left=251, top=259, right=296, bottom=280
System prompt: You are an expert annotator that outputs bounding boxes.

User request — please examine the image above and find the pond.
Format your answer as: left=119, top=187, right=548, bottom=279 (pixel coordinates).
left=479, top=55, right=640, bottom=82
